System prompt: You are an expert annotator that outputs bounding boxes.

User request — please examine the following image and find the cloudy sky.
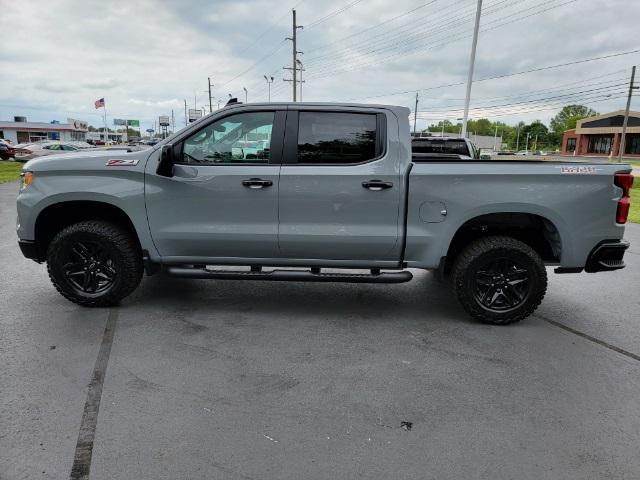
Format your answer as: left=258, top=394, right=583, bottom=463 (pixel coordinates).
left=1, top=0, right=638, bottom=133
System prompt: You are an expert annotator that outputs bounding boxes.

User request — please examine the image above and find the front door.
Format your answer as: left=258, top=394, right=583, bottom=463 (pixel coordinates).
left=145, top=109, right=285, bottom=261
left=278, top=109, right=401, bottom=262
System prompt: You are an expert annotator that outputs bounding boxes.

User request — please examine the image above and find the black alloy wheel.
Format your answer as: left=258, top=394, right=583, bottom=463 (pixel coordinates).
left=451, top=236, right=547, bottom=325
left=47, top=221, right=143, bottom=307
left=472, top=257, right=530, bottom=312
left=61, top=240, right=118, bottom=295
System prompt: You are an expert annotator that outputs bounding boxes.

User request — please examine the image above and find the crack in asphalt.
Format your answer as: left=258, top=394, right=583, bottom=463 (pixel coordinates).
left=69, top=309, right=118, bottom=480
left=536, top=313, right=640, bottom=362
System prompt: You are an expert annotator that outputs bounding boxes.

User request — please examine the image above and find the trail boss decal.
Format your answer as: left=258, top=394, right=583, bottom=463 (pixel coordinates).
left=106, top=159, right=139, bottom=166
left=558, top=166, right=598, bottom=174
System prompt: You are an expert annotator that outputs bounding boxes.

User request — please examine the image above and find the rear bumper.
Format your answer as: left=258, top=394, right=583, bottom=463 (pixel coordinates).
left=584, top=240, right=629, bottom=273
left=18, top=239, right=40, bottom=261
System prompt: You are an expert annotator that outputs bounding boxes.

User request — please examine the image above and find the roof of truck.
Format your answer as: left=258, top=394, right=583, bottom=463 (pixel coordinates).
left=220, top=102, right=411, bottom=115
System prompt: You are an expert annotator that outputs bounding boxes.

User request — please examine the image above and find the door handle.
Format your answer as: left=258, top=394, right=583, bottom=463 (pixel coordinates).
left=242, top=178, right=273, bottom=189
left=362, top=180, right=393, bottom=191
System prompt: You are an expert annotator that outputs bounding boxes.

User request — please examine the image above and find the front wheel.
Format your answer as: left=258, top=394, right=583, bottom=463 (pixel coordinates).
left=47, top=221, right=143, bottom=307
left=451, top=236, right=547, bottom=325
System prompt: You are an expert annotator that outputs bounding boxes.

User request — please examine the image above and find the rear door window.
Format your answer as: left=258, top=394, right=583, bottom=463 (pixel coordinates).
left=297, top=112, right=379, bottom=164
left=412, top=139, right=470, bottom=156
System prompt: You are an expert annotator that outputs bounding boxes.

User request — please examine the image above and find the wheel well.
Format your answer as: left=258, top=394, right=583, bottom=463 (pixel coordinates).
left=445, top=213, right=561, bottom=270
left=34, top=201, right=141, bottom=261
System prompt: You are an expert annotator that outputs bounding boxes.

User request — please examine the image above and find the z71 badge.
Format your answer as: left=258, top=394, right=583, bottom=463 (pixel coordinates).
left=559, top=166, right=597, bottom=174
left=106, top=159, right=139, bottom=166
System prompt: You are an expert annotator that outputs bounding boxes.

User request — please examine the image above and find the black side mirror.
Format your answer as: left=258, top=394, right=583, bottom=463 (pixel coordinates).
left=157, top=144, right=176, bottom=177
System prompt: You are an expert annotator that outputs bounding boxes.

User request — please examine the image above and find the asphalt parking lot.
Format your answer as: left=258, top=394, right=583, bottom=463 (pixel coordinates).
left=1, top=180, right=639, bottom=480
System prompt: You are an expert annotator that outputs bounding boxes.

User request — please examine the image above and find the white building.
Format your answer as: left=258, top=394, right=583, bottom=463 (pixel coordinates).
left=0, top=117, right=88, bottom=144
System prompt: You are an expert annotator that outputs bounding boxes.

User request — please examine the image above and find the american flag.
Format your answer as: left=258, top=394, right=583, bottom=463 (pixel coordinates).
left=94, top=98, right=105, bottom=109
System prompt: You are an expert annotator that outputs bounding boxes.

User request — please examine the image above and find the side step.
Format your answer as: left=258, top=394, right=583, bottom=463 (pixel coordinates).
left=165, top=266, right=413, bottom=284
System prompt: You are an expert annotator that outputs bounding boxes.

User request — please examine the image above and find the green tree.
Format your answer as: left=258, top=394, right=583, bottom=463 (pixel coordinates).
left=521, top=120, right=549, bottom=150
left=549, top=104, right=598, bottom=142
left=425, top=120, right=459, bottom=134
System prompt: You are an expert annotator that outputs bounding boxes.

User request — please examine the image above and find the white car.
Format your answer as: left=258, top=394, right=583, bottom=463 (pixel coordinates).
left=14, top=142, right=82, bottom=161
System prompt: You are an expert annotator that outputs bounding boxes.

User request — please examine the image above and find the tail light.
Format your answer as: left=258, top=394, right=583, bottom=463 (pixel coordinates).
left=614, top=172, right=634, bottom=224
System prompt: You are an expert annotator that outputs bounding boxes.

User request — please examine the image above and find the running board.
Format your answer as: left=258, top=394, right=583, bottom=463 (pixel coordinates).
left=165, top=267, right=413, bottom=284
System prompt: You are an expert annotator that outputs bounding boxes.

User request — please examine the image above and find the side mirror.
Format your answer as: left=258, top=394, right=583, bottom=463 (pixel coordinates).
left=157, top=144, right=176, bottom=177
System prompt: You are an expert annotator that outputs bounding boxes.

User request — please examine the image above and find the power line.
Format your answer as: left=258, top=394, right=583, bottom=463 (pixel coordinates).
left=342, top=49, right=640, bottom=101
left=305, top=0, right=577, bottom=78
left=415, top=73, right=627, bottom=106
left=305, top=0, right=365, bottom=29
left=305, top=0, right=489, bottom=66
left=305, top=0, right=442, bottom=53
left=415, top=91, right=629, bottom=119
left=417, top=83, right=627, bottom=114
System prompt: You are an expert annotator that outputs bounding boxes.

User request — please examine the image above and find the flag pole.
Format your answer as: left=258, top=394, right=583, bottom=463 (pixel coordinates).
left=103, top=100, right=108, bottom=144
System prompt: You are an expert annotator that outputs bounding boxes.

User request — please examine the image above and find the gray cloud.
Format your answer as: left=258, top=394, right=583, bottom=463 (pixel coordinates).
left=1, top=0, right=638, bottom=132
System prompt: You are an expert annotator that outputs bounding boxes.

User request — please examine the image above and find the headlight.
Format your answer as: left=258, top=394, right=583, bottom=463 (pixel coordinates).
left=19, top=171, right=33, bottom=191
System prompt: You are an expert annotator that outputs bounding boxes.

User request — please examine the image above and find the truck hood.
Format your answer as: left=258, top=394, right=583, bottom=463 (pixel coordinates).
left=23, top=149, right=150, bottom=172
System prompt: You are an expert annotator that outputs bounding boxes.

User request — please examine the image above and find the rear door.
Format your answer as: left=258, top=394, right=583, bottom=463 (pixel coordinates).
left=145, top=109, right=285, bottom=260
left=278, top=109, right=402, bottom=262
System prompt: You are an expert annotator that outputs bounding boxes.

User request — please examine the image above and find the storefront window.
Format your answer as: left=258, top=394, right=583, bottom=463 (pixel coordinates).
left=587, top=135, right=613, bottom=154
left=566, top=138, right=576, bottom=152
left=625, top=134, right=640, bottom=154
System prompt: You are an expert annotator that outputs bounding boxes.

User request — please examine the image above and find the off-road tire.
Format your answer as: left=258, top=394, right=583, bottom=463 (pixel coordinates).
left=451, top=235, right=547, bottom=325
left=47, top=221, right=143, bottom=307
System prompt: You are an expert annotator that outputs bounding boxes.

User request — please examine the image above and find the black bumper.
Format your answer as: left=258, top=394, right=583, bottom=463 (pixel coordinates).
left=585, top=240, right=629, bottom=273
left=18, top=240, right=40, bottom=261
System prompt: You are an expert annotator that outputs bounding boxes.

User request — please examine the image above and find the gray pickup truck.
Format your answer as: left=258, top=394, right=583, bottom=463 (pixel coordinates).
left=16, top=102, right=634, bottom=324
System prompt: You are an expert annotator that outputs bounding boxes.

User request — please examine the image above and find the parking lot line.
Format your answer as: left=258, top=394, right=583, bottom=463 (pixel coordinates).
left=69, top=309, right=119, bottom=480
left=535, top=313, right=640, bottom=362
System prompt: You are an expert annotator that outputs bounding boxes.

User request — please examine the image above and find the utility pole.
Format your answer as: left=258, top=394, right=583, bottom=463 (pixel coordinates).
left=516, top=123, right=520, bottom=151
left=534, top=133, right=538, bottom=151
left=413, top=92, right=419, bottom=134
left=461, top=0, right=482, bottom=139
left=493, top=124, right=498, bottom=151
left=171, top=109, right=175, bottom=134
left=296, top=59, right=306, bottom=101
left=525, top=132, right=530, bottom=155
left=264, top=75, right=274, bottom=102
left=619, top=65, right=638, bottom=162
left=284, top=9, right=303, bottom=101
left=208, top=77, right=214, bottom=113
left=184, top=99, right=188, bottom=126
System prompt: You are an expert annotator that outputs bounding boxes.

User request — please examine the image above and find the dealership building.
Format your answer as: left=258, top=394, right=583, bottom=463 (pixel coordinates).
left=561, top=110, right=640, bottom=157
left=0, top=116, right=88, bottom=144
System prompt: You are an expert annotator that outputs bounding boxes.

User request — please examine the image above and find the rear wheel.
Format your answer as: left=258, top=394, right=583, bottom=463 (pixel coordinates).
left=451, top=236, right=547, bottom=325
left=47, top=221, right=143, bottom=307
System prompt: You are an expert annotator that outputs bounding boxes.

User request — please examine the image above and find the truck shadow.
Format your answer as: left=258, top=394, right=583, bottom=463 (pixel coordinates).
left=127, top=269, right=471, bottom=326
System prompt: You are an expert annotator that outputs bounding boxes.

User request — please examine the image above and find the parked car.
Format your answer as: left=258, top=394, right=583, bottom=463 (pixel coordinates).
left=14, top=142, right=81, bottom=161
left=16, top=102, right=634, bottom=325
left=0, top=140, right=16, bottom=160
left=0, top=144, right=15, bottom=160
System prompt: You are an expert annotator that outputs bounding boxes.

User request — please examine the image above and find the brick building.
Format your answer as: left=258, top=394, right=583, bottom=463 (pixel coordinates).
left=561, top=110, right=640, bottom=157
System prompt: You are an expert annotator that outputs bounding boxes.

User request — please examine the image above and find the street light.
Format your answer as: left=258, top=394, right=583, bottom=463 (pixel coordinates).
left=243, top=87, right=248, bottom=103
left=264, top=75, right=274, bottom=102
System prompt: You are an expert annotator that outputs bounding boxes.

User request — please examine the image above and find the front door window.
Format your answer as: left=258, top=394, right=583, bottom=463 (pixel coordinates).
left=182, top=111, right=274, bottom=164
